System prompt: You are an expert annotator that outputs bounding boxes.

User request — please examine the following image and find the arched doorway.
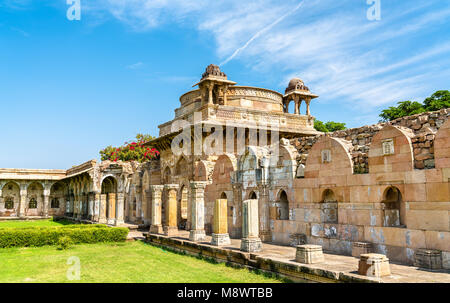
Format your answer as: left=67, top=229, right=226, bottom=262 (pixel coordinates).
left=26, top=182, right=44, bottom=217
left=101, top=176, right=118, bottom=225
left=1, top=182, right=20, bottom=217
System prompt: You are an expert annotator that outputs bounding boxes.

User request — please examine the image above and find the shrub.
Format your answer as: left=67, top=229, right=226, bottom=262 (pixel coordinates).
left=0, top=227, right=129, bottom=248
left=57, top=236, right=73, bottom=250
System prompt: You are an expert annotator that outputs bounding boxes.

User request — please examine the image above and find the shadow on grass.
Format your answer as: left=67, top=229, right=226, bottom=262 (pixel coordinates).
left=140, top=240, right=292, bottom=283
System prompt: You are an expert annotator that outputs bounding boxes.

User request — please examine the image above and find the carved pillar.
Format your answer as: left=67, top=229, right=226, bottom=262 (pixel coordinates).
left=143, top=189, right=151, bottom=226
left=207, top=83, right=214, bottom=104
left=149, top=185, right=164, bottom=234
left=135, top=187, right=142, bottom=223
left=258, top=184, right=271, bottom=242
left=43, top=185, right=51, bottom=217
left=222, top=84, right=229, bottom=105
left=107, top=193, right=116, bottom=225
left=189, top=181, right=207, bottom=242
left=211, top=199, right=231, bottom=246
left=241, top=199, right=262, bottom=252
left=163, top=184, right=179, bottom=236
left=99, top=194, right=107, bottom=224
left=305, top=98, right=311, bottom=116
left=294, top=97, right=299, bottom=114
left=19, top=184, right=27, bottom=218
left=93, top=193, right=100, bottom=222
left=115, top=192, right=124, bottom=226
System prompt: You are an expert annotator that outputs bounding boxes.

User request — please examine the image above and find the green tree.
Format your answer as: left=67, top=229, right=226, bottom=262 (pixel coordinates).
left=379, top=101, right=425, bottom=122
left=423, top=90, right=450, bottom=111
left=314, top=120, right=346, bottom=132
left=99, top=133, right=158, bottom=163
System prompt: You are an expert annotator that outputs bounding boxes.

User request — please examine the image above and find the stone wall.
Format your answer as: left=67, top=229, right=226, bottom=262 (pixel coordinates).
left=292, top=109, right=449, bottom=173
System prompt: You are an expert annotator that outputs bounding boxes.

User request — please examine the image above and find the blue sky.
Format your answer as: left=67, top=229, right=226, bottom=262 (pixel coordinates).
left=1, top=0, right=449, bottom=169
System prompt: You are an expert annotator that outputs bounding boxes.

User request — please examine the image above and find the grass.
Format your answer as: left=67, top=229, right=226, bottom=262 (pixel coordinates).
left=0, top=218, right=74, bottom=228
left=0, top=241, right=286, bottom=283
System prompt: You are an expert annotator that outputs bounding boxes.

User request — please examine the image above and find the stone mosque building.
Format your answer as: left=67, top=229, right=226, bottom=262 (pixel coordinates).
left=0, top=65, right=449, bottom=269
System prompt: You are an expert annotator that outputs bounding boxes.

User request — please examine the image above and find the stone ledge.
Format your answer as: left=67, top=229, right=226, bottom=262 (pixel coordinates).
left=144, top=232, right=382, bottom=283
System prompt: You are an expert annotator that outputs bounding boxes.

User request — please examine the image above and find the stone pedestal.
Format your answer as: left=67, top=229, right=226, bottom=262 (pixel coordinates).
left=211, top=233, right=231, bottom=246
left=150, top=224, right=163, bottom=234
left=241, top=237, right=262, bottom=252
left=414, top=249, right=442, bottom=270
left=240, top=199, right=262, bottom=252
left=189, top=182, right=207, bottom=242
left=149, top=185, right=164, bottom=234
left=211, top=199, right=231, bottom=246
left=352, top=242, right=373, bottom=257
left=164, top=226, right=179, bottom=237
left=295, top=245, right=324, bottom=264
left=99, top=194, right=107, bottom=224
left=358, top=253, right=391, bottom=278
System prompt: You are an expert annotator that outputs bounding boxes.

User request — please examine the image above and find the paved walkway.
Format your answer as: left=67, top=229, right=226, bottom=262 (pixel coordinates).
left=145, top=230, right=450, bottom=283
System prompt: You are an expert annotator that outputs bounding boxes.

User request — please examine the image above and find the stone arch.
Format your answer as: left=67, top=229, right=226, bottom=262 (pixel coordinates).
left=26, top=181, right=43, bottom=216
left=220, top=192, right=227, bottom=199
left=175, top=156, right=189, bottom=176
left=320, top=188, right=338, bottom=223
left=304, top=136, right=353, bottom=178
left=238, top=147, right=260, bottom=171
left=381, top=186, right=405, bottom=227
left=101, top=176, right=118, bottom=224
left=368, top=125, right=414, bottom=173
left=1, top=181, right=20, bottom=217
left=435, top=118, right=450, bottom=169
left=248, top=191, right=258, bottom=200
left=212, top=154, right=237, bottom=184
left=49, top=181, right=66, bottom=216
left=194, top=160, right=208, bottom=181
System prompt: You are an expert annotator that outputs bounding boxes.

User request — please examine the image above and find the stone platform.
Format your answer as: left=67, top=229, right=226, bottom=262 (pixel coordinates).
left=143, top=231, right=450, bottom=283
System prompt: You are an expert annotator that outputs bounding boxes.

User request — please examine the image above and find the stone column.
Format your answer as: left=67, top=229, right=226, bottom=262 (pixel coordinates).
left=93, top=193, right=100, bottom=222
left=163, top=184, right=179, bottom=236
left=305, top=98, right=311, bottom=116
left=88, top=193, right=94, bottom=220
left=115, top=192, right=124, bottom=226
left=258, top=185, right=271, bottom=242
left=19, top=184, right=27, bottom=218
left=294, top=97, right=299, bottom=114
left=208, top=83, right=214, bottom=104
left=149, top=185, right=164, bottom=234
left=143, top=189, right=151, bottom=226
left=107, top=193, right=116, bottom=225
left=43, top=186, right=51, bottom=218
left=76, top=194, right=82, bottom=220
left=211, top=199, right=231, bottom=246
left=135, top=188, right=142, bottom=223
left=240, top=199, right=262, bottom=252
left=189, top=181, right=207, bottom=242
left=99, top=194, right=107, bottom=224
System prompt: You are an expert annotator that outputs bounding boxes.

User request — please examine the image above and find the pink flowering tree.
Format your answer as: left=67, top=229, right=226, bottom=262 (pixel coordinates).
left=99, top=134, right=159, bottom=163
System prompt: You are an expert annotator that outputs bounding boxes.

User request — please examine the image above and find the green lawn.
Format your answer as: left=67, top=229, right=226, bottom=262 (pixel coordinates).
left=0, top=241, right=286, bottom=283
left=0, top=218, right=74, bottom=228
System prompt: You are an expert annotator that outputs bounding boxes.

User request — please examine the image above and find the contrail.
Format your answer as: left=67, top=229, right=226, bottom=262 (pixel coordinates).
left=220, top=1, right=305, bottom=66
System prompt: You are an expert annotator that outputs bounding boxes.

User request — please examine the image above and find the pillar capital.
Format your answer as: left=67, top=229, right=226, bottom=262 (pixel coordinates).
left=164, top=184, right=179, bottom=191
left=190, top=181, right=207, bottom=191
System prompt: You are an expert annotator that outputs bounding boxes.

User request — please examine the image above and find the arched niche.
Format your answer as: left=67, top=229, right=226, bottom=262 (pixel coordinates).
left=275, top=189, right=289, bottom=220
left=368, top=125, right=414, bottom=173
left=26, top=181, right=44, bottom=216
left=212, top=154, right=237, bottom=184
left=320, top=189, right=338, bottom=224
left=304, top=136, right=353, bottom=178
left=381, top=186, right=405, bottom=227
left=1, top=181, right=20, bottom=216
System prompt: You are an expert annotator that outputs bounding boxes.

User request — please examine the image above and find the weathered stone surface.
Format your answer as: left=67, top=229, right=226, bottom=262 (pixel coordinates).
left=358, top=253, right=391, bottom=277
left=295, top=244, right=325, bottom=264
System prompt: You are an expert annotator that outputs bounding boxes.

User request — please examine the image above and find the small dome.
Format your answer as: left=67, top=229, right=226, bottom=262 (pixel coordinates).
left=285, top=77, right=310, bottom=94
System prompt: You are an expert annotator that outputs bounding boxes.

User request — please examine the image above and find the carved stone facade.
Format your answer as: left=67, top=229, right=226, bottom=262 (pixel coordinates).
left=0, top=65, right=448, bottom=269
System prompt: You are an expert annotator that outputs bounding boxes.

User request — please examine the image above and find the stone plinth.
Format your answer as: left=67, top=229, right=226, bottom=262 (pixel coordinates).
left=240, top=199, right=262, bottom=252
left=189, top=182, right=207, bottom=242
left=295, top=245, right=324, bottom=264
left=414, top=249, right=442, bottom=270
left=149, top=224, right=163, bottom=234
left=352, top=242, right=373, bottom=257
left=164, top=226, right=179, bottom=237
left=358, top=253, right=391, bottom=277
left=211, top=233, right=231, bottom=246
left=241, top=237, right=262, bottom=252
left=211, top=199, right=230, bottom=246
